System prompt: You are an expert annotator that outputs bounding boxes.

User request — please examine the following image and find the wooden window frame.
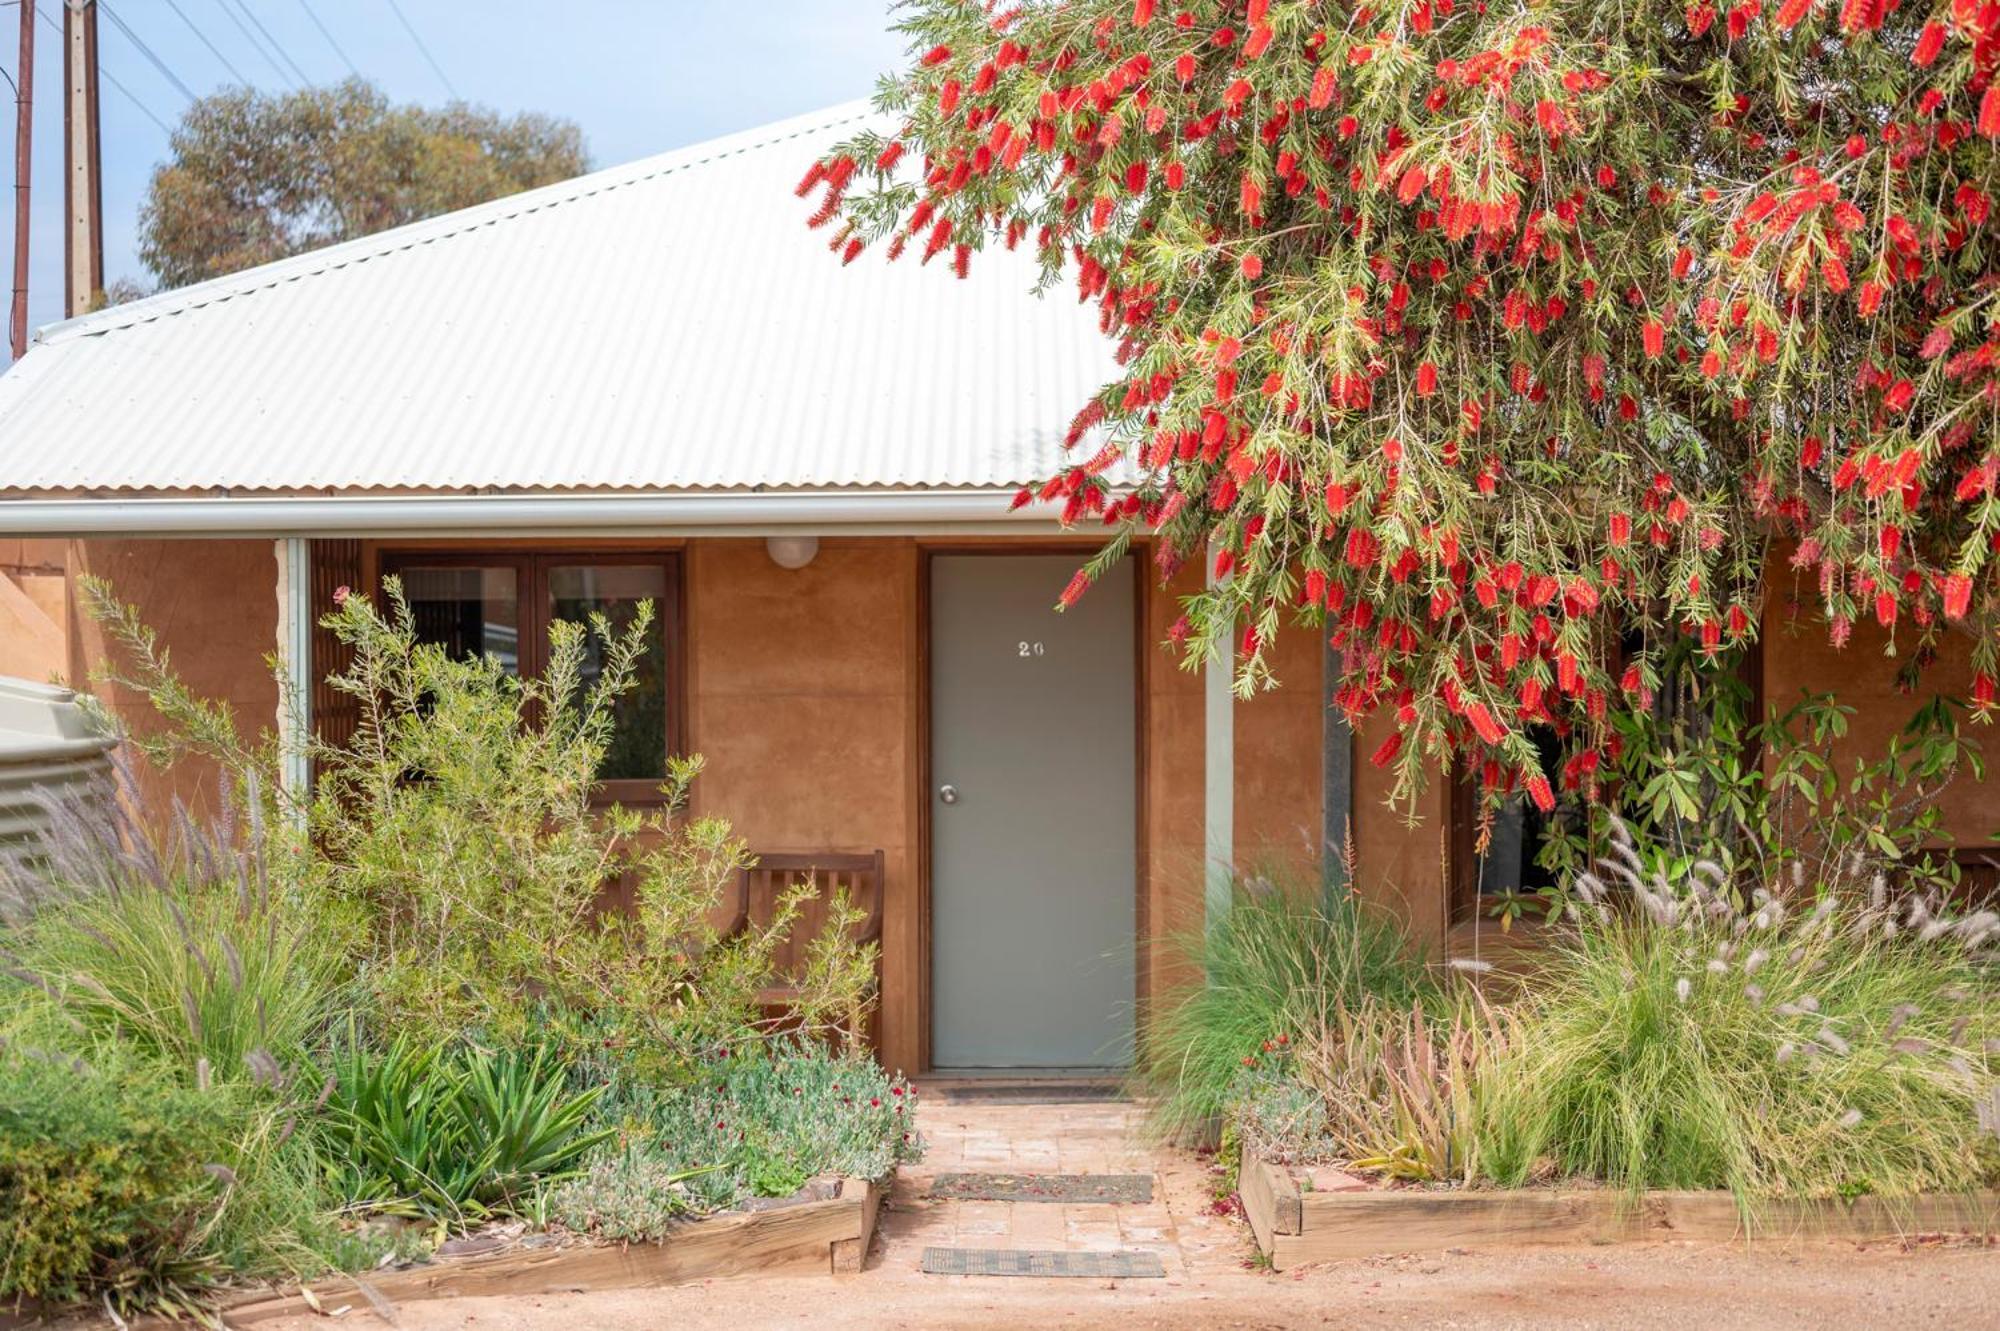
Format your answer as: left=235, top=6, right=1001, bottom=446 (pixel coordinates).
left=376, top=548, right=686, bottom=806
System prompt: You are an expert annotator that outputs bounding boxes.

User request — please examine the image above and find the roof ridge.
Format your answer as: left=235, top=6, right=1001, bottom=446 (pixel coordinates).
left=36, top=100, right=876, bottom=346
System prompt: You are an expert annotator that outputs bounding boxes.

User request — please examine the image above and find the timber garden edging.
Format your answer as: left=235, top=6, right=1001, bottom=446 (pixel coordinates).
left=220, top=1173, right=887, bottom=1325
left=1238, top=1151, right=2000, bottom=1271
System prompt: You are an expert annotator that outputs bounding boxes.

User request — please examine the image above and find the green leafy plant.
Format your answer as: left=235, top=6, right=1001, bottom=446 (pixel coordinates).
left=322, top=1036, right=610, bottom=1227
left=565, top=1043, right=921, bottom=1218
left=1139, top=868, right=1436, bottom=1144
left=1476, top=819, right=2000, bottom=1201
left=0, top=1045, right=233, bottom=1315
left=76, top=575, right=878, bottom=1071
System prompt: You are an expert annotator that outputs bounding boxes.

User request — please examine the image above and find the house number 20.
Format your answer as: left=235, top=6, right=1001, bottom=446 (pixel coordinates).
left=1018, top=641, right=1045, bottom=657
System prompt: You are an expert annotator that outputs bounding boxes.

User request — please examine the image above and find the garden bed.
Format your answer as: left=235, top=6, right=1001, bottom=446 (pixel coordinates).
left=222, top=1172, right=887, bottom=1324
left=1239, top=1152, right=2000, bottom=1269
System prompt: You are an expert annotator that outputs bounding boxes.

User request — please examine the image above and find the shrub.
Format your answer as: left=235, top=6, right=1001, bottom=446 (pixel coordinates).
left=322, top=1036, right=610, bottom=1226
left=0, top=1044, right=236, bottom=1313
left=77, top=575, right=878, bottom=1069
left=1475, top=820, right=2000, bottom=1200
left=552, top=1043, right=920, bottom=1228
left=1139, top=869, right=1435, bottom=1143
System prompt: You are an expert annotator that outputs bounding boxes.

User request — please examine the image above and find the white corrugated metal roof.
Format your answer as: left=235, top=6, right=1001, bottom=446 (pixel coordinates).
left=0, top=102, right=1119, bottom=498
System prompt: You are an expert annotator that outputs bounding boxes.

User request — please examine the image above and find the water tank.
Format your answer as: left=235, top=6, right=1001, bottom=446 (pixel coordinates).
left=0, top=677, right=118, bottom=884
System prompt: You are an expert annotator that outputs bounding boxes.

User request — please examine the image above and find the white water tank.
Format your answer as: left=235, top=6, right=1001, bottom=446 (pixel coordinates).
left=0, top=677, right=118, bottom=881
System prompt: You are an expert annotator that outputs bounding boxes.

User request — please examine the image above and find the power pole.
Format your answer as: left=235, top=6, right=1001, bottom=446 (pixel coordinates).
left=61, top=0, right=99, bottom=318
left=9, top=0, right=31, bottom=360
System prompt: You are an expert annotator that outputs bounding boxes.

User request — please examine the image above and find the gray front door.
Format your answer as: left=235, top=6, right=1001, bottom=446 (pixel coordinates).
left=930, top=553, right=1136, bottom=1070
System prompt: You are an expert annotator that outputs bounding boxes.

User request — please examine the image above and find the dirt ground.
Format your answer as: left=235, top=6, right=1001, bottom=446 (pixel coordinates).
left=240, top=1094, right=2000, bottom=1331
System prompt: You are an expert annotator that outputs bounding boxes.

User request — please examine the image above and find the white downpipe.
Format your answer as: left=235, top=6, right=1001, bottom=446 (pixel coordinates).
left=275, top=538, right=312, bottom=805
left=1203, top=550, right=1234, bottom=948
left=0, top=491, right=1078, bottom=538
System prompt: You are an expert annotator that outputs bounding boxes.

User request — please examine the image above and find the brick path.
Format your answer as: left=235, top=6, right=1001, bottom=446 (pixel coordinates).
left=878, top=1088, right=1250, bottom=1282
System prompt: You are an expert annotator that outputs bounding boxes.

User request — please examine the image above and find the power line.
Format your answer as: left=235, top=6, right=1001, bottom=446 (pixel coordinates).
left=96, top=0, right=198, bottom=105
left=223, top=0, right=309, bottom=87
left=293, top=0, right=357, bottom=79
left=37, top=6, right=171, bottom=135
left=383, top=0, right=456, bottom=99
left=206, top=0, right=295, bottom=89
left=163, top=0, right=253, bottom=88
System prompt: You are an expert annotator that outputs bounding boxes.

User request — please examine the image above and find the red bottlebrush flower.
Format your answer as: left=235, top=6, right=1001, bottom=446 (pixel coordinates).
left=1416, top=361, right=1439, bottom=396
left=840, top=237, right=864, bottom=265
left=1058, top=569, right=1091, bottom=608
left=1240, top=172, right=1263, bottom=217
left=1466, top=701, right=1506, bottom=745
left=1620, top=662, right=1643, bottom=694
left=1776, top=0, right=1813, bottom=27
left=795, top=162, right=827, bottom=198
left=921, top=44, right=952, bottom=67
left=875, top=142, right=905, bottom=172
left=1526, top=772, right=1556, bottom=813
left=1880, top=524, right=1902, bottom=561
left=1132, top=0, right=1156, bottom=25
left=1643, top=318, right=1666, bottom=359
left=1177, top=51, right=1197, bottom=82
left=1884, top=378, right=1915, bottom=411
left=1982, top=87, right=2000, bottom=140
left=1913, top=21, right=1947, bottom=66
left=1371, top=731, right=1405, bottom=768
left=1009, top=487, right=1034, bottom=511
left=1213, top=547, right=1236, bottom=580
left=1838, top=0, right=1883, bottom=31
left=1309, top=63, right=1338, bottom=109
left=1324, top=479, right=1351, bottom=516
left=1303, top=568, right=1328, bottom=606
left=1397, top=165, right=1428, bottom=205
left=1942, top=573, right=1973, bottom=619
left=1241, top=253, right=1263, bottom=280
left=1876, top=592, right=1898, bottom=627
left=952, top=244, right=971, bottom=279
left=939, top=79, right=962, bottom=114
left=1608, top=512, right=1632, bottom=546
left=1244, top=24, right=1274, bottom=57
left=1165, top=161, right=1186, bottom=190
left=1688, top=1, right=1716, bottom=35
left=1974, top=672, right=1997, bottom=709
left=1820, top=255, right=1850, bottom=292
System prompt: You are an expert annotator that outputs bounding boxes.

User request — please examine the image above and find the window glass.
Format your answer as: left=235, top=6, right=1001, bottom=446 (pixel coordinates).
left=549, top=564, right=669, bottom=781
left=398, top=566, right=520, bottom=675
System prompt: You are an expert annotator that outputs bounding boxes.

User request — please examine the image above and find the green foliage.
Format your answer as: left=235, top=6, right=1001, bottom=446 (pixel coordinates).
left=557, top=1043, right=922, bottom=1221
left=1139, top=869, right=1436, bottom=1143
left=322, top=1036, right=610, bottom=1226
left=1534, top=655, right=1988, bottom=921
left=76, top=574, right=879, bottom=1066
left=141, top=78, right=587, bottom=288
left=1476, top=827, right=2000, bottom=1200
left=0, top=1045, right=233, bottom=1313
left=543, top=1146, right=712, bottom=1242
left=5, top=851, right=350, bottom=1084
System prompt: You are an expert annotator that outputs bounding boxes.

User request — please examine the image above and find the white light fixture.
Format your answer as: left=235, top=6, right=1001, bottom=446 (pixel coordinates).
left=766, top=534, right=820, bottom=570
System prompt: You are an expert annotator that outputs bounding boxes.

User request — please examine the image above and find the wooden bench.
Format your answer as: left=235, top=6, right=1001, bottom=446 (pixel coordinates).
left=723, top=850, right=885, bottom=1049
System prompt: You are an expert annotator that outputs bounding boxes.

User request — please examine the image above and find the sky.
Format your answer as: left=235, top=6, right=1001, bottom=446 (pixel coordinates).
left=1, top=0, right=907, bottom=343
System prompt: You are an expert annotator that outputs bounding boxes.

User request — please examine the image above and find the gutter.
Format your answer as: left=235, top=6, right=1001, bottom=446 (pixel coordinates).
left=0, top=490, right=1075, bottom=538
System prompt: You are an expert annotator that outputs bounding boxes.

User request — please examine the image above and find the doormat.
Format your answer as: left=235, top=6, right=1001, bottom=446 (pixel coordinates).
left=921, top=1247, right=1166, bottom=1278
left=931, top=1172, right=1154, bottom=1204
left=930, top=1082, right=1128, bottom=1105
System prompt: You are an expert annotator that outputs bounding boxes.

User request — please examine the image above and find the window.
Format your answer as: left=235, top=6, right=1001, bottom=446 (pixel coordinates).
left=380, top=551, right=682, bottom=801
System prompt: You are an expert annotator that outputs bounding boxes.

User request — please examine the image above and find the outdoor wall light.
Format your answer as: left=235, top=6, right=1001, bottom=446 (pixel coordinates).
left=765, top=535, right=820, bottom=570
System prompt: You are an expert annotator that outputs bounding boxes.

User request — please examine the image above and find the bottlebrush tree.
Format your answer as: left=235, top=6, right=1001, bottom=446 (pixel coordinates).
left=801, top=0, right=2000, bottom=812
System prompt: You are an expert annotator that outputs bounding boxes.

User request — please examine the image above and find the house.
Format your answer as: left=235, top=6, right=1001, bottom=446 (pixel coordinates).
left=0, top=104, right=1990, bottom=1076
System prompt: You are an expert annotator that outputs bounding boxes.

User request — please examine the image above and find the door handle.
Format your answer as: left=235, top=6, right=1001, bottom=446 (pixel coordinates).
left=939, top=784, right=959, bottom=805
